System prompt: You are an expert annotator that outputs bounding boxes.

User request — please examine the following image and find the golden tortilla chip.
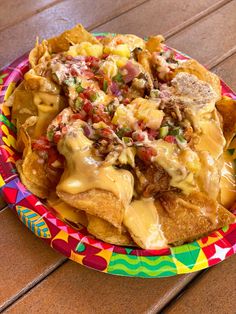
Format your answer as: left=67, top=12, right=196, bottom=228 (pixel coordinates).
left=146, top=35, right=164, bottom=53
left=29, top=39, right=51, bottom=68
left=47, top=195, right=88, bottom=227
left=24, top=69, right=60, bottom=94
left=11, top=88, right=37, bottom=137
left=156, top=191, right=235, bottom=245
left=87, top=215, right=135, bottom=246
left=16, top=123, right=60, bottom=199
left=47, top=24, right=99, bottom=53
left=57, top=189, right=124, bottom=228
left=216, top=96, right=236, bottom=148
left=172, top=59, right=221, bottom=100
left=16, top=160, right=49, bottom=199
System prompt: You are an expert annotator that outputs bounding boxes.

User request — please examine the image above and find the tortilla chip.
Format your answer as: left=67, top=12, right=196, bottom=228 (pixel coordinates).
left=16, top=160, right=49, bottom=199
left=11, top=88, right=37, bottom=137
left=47, top=195, right=88, bottom=227
left=87, top=215, right=135, bottom=246
left=16, top=124, right=60, bottom=199
left=216, top=96, right=236, bottom=148
left=156, top=191, right=235, bottom=245
left=172, top=59, right=221, bottom=100
left=24, top=69, right=60, bottom=94
left=146, top=35, right=164, bottom=53
left=57, top=189, right=124, bottom=228
left=29, top=39, right=51, bottom=68
left=47, top=24, right=99, bottom=53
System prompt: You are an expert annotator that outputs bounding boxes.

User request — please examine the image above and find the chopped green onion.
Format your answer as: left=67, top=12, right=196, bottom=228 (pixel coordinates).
left=176, top=134, right=186, bottom=143
left=75, top=97, right=83, bottom=110
left=116, top=127, right=131, bottom=138
left=113, top=72, right=123, bottom=83
left=76, top=84, right=84, bottom=93
left=169, top=127, right=181, bottom=136
left=90, top=91, right=98, bottom=102
left=122, top=137, right=133, bottom=145
left=103, top=79, right=108, bottom=92
left=47, top=129, right=54, bottom=141
left=159, top=126, right=169, bottom=138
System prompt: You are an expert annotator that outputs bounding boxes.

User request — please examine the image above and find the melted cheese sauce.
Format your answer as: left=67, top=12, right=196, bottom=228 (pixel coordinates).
left=197, top=151, right=220, bottom=199
left=195, top=116, right=225, bottom=160
left=123, top=198, right=167, bottom=249
left=33, top=92, right=65, bottom=137
left=152, top=140, right=199, bottom=194
left=220, top=152, right=236, bottom=208
left=56, top=121, right=134, bottom=208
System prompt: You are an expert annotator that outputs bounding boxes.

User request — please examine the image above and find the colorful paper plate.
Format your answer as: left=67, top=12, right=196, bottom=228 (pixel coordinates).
left=0, top=33, right=236, bottom=278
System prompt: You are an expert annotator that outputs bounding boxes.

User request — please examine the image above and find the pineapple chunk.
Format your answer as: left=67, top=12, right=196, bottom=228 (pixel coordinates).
left=104, top=44, right=130, bottom=58
left=100, top=60, right=118, bottom=79
left=108, top=55, right=128, bottom=67
left=67, top=42, right=103, bottom=57
left=112, top=104, right=136, bottom=128
left=131, top=98, right=164, bottom=129
left=119, top=147, right=136, bottom=167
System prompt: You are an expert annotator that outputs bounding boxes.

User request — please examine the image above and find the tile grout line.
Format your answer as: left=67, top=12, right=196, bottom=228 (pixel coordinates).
left=164, top=0, right=233, bottom=39
left=0, top=0, right=66, bottom=32
left=0, top=258, right=68, bottom=313
left=159, top=269, right=209, bottom=313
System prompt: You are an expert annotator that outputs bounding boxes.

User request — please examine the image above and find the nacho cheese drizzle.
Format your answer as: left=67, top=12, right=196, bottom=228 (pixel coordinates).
left=57, top=120, right=134, bottom=209
left=124, top=198, right=167, bottom=249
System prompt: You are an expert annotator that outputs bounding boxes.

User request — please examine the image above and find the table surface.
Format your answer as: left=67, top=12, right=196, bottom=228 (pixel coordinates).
left=0, top=0, right=236, bottom=313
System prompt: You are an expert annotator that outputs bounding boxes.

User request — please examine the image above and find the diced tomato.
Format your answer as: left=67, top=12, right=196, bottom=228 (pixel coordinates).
left=147, top=128, right=158, bottom=140
left=164, top=135, right=176, bottom=143
left=83, top=100, right=93, bottom=113
left=32, top=136, right=51, bottom=151
left=81, top=69, right=95, bottom=79
left=70, top=68, right=79, bottom=77
left=47, top=147, right=59, bottom=165
left=123, top=98, right=130, bottom=105
left=137, top=146, right=157, bottom=162
left=92, top=108, right=111, bottom=124
left=101, top=53, right=109, bottom=59
left=85, top=56, right=99, bottom=65
left=71, top=113, right=85, bottom=120
left=101, top=128, right=113, bottom=137
left=132, top=131, right=145, bottom=141
left=53, top=132, right=62, bottom=144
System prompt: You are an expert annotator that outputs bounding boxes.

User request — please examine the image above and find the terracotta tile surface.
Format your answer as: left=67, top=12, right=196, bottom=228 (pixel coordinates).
left=167, top=1, right=236, bottom=67
left=94, top=0, right=225, bottom=37
left=0, top=0, right=146, bottom=68
left=164, top=255, right=236, bottom=314
left=0, top=208, right=65, bottom=312
left=4, top=261, right=199, bottom=314
left=212, top=53, right=236, bottom=89
left=0, top=0, right=59, bottom=31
